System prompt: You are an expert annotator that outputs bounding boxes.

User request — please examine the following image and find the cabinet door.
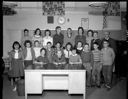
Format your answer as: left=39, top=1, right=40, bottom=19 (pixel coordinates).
left=68, top=71, right=85, bottom=94
left=25, top=72, right=42, bottom=94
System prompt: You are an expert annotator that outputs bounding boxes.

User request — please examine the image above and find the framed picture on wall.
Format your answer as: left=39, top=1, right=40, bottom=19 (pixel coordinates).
left=47, top=16, right=54, bottom=24
left=81, top=18, right=89, bottom=30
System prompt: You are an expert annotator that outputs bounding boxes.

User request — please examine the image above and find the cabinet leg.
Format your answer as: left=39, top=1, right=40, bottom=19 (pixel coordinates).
left=25, top=94, right=27, bottom=99
left=83, top=93, right=85, bottom=99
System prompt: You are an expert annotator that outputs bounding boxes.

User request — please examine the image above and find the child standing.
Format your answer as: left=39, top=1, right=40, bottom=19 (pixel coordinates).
left=8, top=41, right=24, bottom=91
left=92, top=42, right=102, bottom=88
left=32, top=28, right=42, bottom=46
left=53, top=26, right=64, bottom=47
left=69, top=48, right=82, bottom=69
left=33, top=40, right=42, bottom=59
left=64, top=28, right=75, bottom=47
left=81, top=43, right=93, bottom=87
left=21, top=29, right=32, bottom=49
left=22, top=40, right=35, bottom=69
left=34, top=48, right=49, bottom=69
left=42, top=29, right=53, bottom=48
left=86, top=30, right=94, bottom=50
left=101, top=40, right=115, bottom=90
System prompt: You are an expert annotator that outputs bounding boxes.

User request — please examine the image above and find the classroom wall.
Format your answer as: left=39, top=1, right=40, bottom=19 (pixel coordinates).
left=3, top=8, right=125, bottom=58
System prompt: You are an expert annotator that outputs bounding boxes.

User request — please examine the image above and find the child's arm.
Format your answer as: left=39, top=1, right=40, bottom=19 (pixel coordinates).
left=111, top=48, right=115, bottom=63
left=100, top=49, right=103, bottom=64
left=78, top=55, right=82, bottom=64
left=90, top=52, right=94, bottom=68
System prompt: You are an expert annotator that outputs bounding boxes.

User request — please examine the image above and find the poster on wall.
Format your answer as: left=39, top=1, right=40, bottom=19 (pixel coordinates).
left=81, top=18, right=89, bottom=30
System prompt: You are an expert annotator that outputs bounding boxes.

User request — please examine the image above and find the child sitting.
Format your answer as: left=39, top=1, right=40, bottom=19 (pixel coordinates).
left=53, top=50, right=66, bottom=69
left=69, top=48, right=82, bottom=69
left=63, top=42, right=73, bottom=64
left=33, top=40, right=42, bottom=59
left=34, top=48, right=49, bottom=69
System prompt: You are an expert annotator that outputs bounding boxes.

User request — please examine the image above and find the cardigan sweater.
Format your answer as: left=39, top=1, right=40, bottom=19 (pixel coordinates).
left=22, top=47, right=35, bottom=60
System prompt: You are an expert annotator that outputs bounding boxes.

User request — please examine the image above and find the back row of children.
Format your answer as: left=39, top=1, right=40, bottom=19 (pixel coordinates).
left=8, top=26, right=115, bottom=91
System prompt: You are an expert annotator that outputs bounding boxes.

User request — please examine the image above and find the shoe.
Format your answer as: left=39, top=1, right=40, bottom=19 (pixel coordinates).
left=13, top=86, right=17, bottom=91
left=91, top=85, right=96, bottom=87
left=105, top=84, right=111, bottom=91
left=97, top=85, right=101, bottom=88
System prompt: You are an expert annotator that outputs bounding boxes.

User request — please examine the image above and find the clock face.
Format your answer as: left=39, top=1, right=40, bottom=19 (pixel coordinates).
left=58, top=16, right=66, bottom=25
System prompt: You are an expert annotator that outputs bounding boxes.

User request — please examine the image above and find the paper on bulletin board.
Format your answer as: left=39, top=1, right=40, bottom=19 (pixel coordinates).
left=81, top=18, right=89, bottom=30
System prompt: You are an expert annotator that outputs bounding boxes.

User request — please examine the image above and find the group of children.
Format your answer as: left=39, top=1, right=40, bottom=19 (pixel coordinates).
left=8, top=26, right=115, bottom=91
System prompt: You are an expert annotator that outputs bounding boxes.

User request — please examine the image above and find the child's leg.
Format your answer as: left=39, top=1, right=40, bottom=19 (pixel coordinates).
left=11, top=77, right=14, bottom=86
left=92, top=63, right=96, bottom=86
left=102, top=66, right=108, bottom=85
left=96, top=62, right=102, bottom=86
left=84, top=63, right=92, bottom=87
left=106, top=66, right=113, bottom=87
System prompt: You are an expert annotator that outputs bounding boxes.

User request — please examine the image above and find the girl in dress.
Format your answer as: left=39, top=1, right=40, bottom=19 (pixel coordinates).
left=86, top=30, right=94, bottom=50
left=8, top=41, right=24, bottom=91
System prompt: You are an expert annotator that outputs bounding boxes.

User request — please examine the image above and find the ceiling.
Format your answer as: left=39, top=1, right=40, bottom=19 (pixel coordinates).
left=3, top=2, right=127, bottom=15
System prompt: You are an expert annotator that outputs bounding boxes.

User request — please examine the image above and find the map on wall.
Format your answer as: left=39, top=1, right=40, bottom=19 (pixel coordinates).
left=42, top=2, right=65, bottom=16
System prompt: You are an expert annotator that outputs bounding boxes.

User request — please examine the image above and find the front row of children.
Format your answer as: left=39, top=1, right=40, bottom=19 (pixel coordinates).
left=8, top=39, right=115, bottom=91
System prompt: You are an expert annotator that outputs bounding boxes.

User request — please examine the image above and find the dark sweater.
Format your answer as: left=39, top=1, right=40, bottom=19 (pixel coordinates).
left=91, top=38, right=101, bottom=50
left=75, top=35, right=86, bottom=46
left=53, top=33, right=64, bottom=46
left=81, top=51, right=93, bottom=65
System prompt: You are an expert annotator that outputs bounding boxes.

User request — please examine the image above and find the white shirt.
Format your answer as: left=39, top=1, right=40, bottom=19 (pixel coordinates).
left=25, top=48, right=32, bottom=60
left=63, top=49, right=72, bottom=58
left=14, top=50, right=19, bottom=59
left=33, top=47, right=41, bottom=58
left=77, top=47, right=83, bottom=50
left=32, top=35, right=42, bottom=43
left=42, top=36, right=53, bottom=47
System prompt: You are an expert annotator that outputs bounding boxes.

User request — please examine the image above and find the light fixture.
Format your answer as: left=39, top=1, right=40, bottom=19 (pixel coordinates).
left=89, top=2, right=108, bottom=8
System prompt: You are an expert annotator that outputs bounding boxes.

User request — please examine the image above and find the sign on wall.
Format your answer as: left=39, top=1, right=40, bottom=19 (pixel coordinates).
left=81, top=18, right=89, bottom=30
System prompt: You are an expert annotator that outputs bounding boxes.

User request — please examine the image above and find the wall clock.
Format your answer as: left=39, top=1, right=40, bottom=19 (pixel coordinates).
left=58, top=16, right=66, bottom=25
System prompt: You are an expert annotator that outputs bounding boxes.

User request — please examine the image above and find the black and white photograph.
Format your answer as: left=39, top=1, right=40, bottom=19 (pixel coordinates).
left=2, top=1, right=127, bottom=99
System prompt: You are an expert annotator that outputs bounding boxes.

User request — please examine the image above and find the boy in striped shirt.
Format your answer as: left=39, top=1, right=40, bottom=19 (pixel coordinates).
left=92, top=42, right=102, bottom=88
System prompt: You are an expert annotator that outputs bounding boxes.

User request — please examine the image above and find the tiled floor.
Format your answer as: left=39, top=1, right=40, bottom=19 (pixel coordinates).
left=2, top=73, right=126, bottom=99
